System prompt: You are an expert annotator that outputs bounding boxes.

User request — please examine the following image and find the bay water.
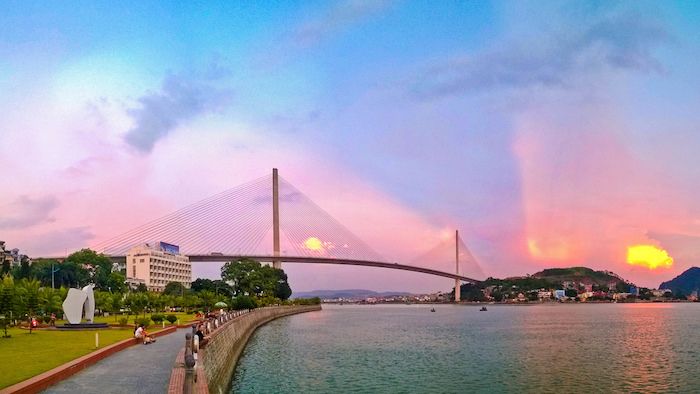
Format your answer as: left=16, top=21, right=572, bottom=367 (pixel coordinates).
left=230, top=303, right=700, bottom=393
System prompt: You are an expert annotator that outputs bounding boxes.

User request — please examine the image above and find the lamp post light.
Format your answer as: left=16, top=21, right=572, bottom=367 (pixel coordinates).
left=51, top=264, right=60, bottom=289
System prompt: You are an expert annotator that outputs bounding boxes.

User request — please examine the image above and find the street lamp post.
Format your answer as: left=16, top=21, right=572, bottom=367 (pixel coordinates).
left=51, top=264, right=60, bottom=289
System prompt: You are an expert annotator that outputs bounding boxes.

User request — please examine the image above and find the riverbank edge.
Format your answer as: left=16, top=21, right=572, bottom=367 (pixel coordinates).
left=1, top=325, right=179, bottom=394
left=167, top=305, right=321, bottom=393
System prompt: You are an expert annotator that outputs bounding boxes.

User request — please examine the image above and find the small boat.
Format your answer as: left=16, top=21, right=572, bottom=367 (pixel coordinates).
left=480, top=306, right=487, bottom=311
left=430, top=308, right=436, bottom=312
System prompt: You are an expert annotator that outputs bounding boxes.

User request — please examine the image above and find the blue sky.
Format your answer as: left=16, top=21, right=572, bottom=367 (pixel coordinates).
left=3, top=1, right=700, bottom=292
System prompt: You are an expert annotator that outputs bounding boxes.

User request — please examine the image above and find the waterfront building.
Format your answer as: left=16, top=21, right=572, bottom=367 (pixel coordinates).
left=0, top=241, right=26, bottom=267
left=126, top=242, right=191, bottom=293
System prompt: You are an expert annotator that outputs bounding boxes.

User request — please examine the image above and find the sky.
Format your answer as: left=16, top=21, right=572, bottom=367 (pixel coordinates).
left=3, top=0, right=700, bottom=293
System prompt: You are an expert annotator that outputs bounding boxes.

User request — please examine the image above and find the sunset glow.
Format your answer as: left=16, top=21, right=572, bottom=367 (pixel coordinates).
left=5, top=1, right=700, bottom=292
left=304, top=237, right=324, bottom=251
left=527, top=238, right=573, bottom=262
left=627, top=245, right=674, bottom=270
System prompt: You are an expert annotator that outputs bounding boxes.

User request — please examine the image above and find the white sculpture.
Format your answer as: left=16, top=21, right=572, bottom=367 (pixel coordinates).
left=62, top=284, right=96, bottom=324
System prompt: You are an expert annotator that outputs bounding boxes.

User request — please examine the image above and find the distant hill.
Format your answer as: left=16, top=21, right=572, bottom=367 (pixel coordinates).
left=292, top=289, right=413, bottom=299
left=532, top=267, right=624, bottom=285
left=659, top=267, right=700, bottom=294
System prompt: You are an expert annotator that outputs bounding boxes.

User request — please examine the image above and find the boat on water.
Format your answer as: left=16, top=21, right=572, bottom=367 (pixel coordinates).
left=430, top=308, right=436, bottom=312
left=480, top=306, right=488, bottom=311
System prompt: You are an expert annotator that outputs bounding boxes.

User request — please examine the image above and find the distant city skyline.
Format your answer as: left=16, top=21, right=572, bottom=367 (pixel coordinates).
left=3, top=1, right=700, bottom=292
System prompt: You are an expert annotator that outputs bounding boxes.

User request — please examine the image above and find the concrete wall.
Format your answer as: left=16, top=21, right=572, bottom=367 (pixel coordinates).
left=201, top=305, right=321, bottom=393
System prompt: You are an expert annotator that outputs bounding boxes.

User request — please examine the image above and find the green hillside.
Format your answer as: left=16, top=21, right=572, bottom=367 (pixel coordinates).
left=659, top=267, right=700, bottom=295
left=532, top=267, right=623, bottom=285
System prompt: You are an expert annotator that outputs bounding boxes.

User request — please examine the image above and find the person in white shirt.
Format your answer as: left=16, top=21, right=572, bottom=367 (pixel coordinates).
left=134, top=324, right=155, bottom=344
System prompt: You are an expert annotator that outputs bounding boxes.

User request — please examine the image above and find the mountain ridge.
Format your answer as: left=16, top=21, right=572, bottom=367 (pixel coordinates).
left=659, top=267, right=700, bottom=294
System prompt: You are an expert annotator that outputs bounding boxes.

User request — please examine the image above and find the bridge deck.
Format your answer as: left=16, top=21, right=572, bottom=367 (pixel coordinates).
left=186, top=255, right=481, bottom=283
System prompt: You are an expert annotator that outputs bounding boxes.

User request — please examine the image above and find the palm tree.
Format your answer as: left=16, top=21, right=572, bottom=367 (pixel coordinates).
left=17, top=278, right=41, bottom=333
left=39, top=287, right=63, bottom=317
left=199, top=290, right=216, bottom=313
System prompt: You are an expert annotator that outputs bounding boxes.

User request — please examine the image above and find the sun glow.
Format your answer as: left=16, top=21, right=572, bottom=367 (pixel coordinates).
left=302, top=237, right=335, bottom=254
left=304, top=237, right=324, bottom=251
left=626, top=245, right=673, bottom=269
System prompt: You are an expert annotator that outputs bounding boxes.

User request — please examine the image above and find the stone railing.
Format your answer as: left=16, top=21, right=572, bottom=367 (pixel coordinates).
left=168, top=305, right=321, bottom=393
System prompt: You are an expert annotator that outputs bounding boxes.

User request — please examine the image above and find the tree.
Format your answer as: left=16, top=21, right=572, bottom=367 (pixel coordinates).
left=126, top=293, right=147, bottom=316
left=199, top=290, right=216, bottom=312
left=39, top=287, right=63, bottom=317
left=615, top=281, right=632, bottom=293
left=136, top=283, right=148, bottom=293
left=565, top=288, right=578, bottom=298
left=0, top=275, right=16, bottom=337
left=221, top=259, right=264, bottom=296
left=639, top=288, right=652, bottom=300
left=32, top=258, right=88, bottom=288
left=1, top=258, right=10, bottom=276
left=190, top=278, right=215, bottom=293
left=163, top=281, right=188, bottom=297
left=65, top=249, right=114, bottom=291
left=16, top=278, right=41, bottom=320
left=14, top=256, right=32, bottom=280
left=271, top=269, right=292, bottom=300
left=94, top=291, right=111, bottom=315
left=491, top=290, right=504, bottom=302
left=221, top=259, right=292, bottom=299
left=106, top=272, right=127, bottom=293
left=109, top=293, right=124, bottom=321
left=232, top=295, right=258, bottom=310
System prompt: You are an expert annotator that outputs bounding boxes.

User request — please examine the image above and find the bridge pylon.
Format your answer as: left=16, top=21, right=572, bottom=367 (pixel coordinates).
left=455, top=230, right=461, bottom=302
left=272, top=168, right=281, bottom=269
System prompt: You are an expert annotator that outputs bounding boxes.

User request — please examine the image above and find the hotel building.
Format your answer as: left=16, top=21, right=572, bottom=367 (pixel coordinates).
left=126, top=242, right=191, bottom=293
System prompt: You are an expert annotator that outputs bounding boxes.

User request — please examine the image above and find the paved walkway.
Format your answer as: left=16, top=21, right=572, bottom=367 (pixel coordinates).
left=42, top=328, right=187, bottom=394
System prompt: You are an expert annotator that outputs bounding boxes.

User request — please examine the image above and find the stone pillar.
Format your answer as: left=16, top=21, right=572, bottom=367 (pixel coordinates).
left=184, top=333, right=195, bottom=394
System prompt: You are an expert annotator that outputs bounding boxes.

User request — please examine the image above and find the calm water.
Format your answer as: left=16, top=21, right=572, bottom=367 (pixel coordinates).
left=230, top=303, right=700, bottom=393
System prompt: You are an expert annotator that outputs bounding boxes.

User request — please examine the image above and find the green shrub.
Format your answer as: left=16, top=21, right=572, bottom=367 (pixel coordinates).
left=134, top=317, right=151, bottom=328
left=166, top=314, right=177, bottom=324
left=118, top=317, right=128, bottom=328
left=150, top=314, right=165, bottom=324
left=233, top=295, right=258, bottom=310
left=42, top=316, right=52, bottom=324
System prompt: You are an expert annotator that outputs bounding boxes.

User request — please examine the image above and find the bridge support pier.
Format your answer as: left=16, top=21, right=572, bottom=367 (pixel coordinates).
left=455, top=278, right=460, bottom=302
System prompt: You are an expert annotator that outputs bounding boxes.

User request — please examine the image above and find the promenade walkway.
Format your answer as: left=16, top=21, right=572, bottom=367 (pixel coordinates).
left=42, top=328, right=186, bottom=394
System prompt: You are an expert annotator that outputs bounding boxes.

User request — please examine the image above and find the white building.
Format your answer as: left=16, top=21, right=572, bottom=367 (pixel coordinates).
left=126, top=242, right=191, bottom=293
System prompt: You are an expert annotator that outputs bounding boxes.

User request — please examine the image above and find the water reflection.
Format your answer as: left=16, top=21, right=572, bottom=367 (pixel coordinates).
left=231, top=303, right=700, bottom=393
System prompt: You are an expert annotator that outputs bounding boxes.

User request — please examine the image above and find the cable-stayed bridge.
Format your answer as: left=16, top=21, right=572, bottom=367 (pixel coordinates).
left=92, top=169, right=485, bottom=300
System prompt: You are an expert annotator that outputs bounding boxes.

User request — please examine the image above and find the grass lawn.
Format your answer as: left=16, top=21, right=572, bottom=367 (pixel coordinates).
left=0, top=326, right=139, bottom=389
left=0, top=312, right=202, bottom=388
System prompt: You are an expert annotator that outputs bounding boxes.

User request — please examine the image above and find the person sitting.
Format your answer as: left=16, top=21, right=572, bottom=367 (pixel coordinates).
left=195, top=324, right=209, bottom=348
left=134, top=323, right=155, bottom=344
